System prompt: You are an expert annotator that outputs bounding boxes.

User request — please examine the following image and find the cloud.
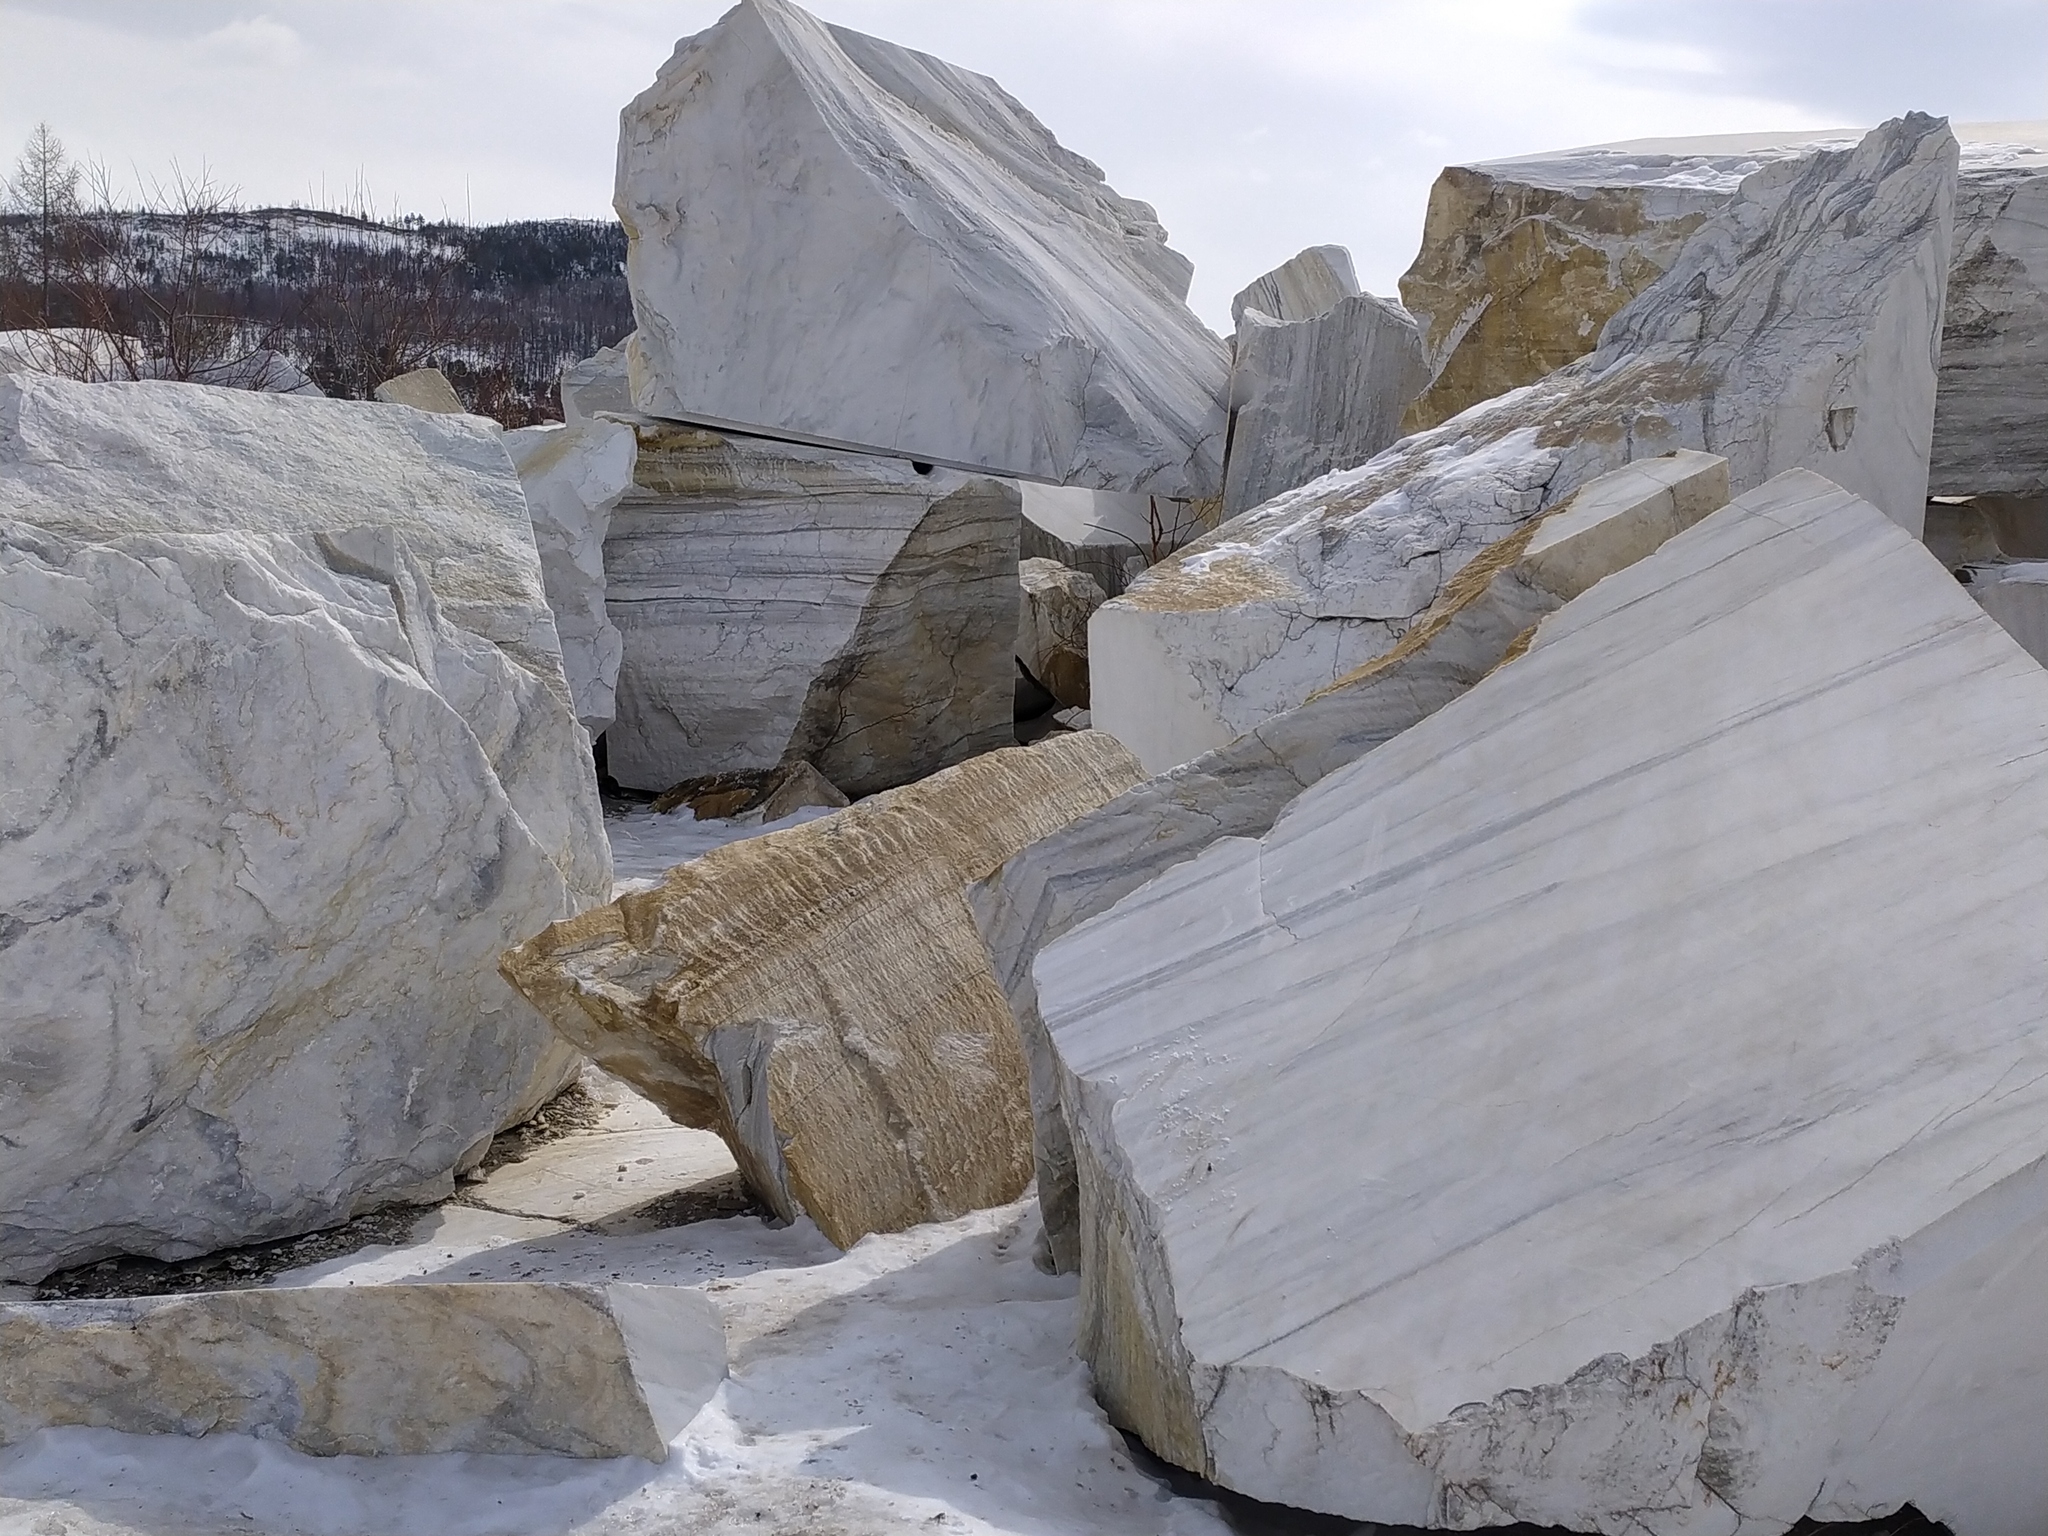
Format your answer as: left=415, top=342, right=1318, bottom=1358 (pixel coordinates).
left=191, top=15, right=307, bottom=70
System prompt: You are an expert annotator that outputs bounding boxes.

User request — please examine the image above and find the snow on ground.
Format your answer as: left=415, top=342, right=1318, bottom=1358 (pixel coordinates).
left=0, top=1125, right=1241, bottom=1535
left=604, top=803, right=841, bottom=888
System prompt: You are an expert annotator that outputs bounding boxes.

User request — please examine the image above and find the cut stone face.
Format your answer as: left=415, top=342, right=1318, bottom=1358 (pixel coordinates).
left=1036, top=469, right=2048, bottom=1533
left=603, top=422, right=1019, bottom=796
left=506, top=418, right=638, bottom=734
left=371, top=367, right=467, bottom=414
left=1092, top=114, right=1957, bottom=774
left=1223, top=250, right=1429, bottom=517
left=0, top=1282, right=724, bottom=1461
left=1018, top=558, right=1107, bottom=710
left=615, top=0, right=1229, bottom=497
left=502, top=733, right=1144, bottom=1251
left=1962, top=560, right=2048, bottom=667
left=1399, top=121, right=2048, bottom=496
left=0, top=375, right=606, bottom=1283
left=972, top=450, right=1729, bottom=1273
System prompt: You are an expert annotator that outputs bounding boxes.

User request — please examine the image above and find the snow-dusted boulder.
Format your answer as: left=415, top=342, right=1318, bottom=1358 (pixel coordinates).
left=0, top=1282, right=723, bottom=1461
left=972, top=450, right=1729, bottom=1272
left=1400, top=121, right=2047, bottom=495
left=1018, top=558, right=1107, bottom=710
left=507, top=418, right=638, bottom=733
left=503, top=733, right=1144, bottom=1251
left=616, top=0, right=1229, bottom=498
left=1092, top=114, right=1957, bottom=774
left=1222, top=249, right=1429, bottom=516
left=1038, top=470, right=2048, bottom=1532
left=0, top=375, right=607, bottom=1283
left=604, top=422, right=1019, bottom=796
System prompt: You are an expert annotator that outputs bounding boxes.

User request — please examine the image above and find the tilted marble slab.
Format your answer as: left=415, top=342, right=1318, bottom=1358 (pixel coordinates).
left=507, top=418, right=638, bottom=734
left=1090, top=114, right=1957, bottom=774
left=0, top=377, right=603, bottom=1283
left=1399, top=121, right=2048, bottom=495
left=503, top=733, right=1145, bottom=1251
left=1223, top=248, right=1429, bottom=517
left=617, top=0, right=1228, bottom=498
left=971, top=449, right=1729, bottom=1272
left=603, top=422, right=1018, bottom=797
left=0, top=1282, right=724, bottom=1461
left=1036, top=469, right=2048, bottom=1534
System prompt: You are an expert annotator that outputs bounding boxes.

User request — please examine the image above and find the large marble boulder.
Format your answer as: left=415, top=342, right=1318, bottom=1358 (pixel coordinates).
left=506, top=418, right=638, bottom=734
left=502, top=733, right=1144, bottom=1251
left=616, top=0, right=1229, bottom=498
left=975, top=451, right=1729, bottom=1273
left=1038, top=470, right=2048, bottom=1533
left=1399, top=121, right=2047, bottom=496
left=0, top=375, right=607, bottom=1283
left=1092, top=114, right=1957, bottom=774
left=1222, top=249, right=1430, bottom=516
left=0, top=1282, right=724, bottom=1461
left=604, top=422, right=1019, bottom=797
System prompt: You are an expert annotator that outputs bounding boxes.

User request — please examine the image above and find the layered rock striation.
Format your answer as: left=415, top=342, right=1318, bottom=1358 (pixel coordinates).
left=1091, top=114, right=1958, bottom=773
left=1038, top=470, right=2048, bottom=1533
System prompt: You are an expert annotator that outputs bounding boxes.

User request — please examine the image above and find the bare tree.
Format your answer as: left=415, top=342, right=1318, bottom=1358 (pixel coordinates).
left=3, top=123, right=82, bottom=326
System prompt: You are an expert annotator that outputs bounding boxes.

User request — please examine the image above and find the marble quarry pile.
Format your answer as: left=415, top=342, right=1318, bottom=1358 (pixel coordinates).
left=1091, top=113, right=1959, bottom=773
left=0, top=374, right=608, bottom=1283
left=502, top=733, right=1143, bottom=1249
left=975, top=449, right=1731, bottom=1271
left=1399, top=121, right=2048, bottom=500
left=1033, top=470, right=2048, bottom=1533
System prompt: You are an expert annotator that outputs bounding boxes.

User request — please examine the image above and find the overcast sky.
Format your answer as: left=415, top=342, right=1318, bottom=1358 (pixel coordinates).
left=2, top=0, right=2041, bottom=331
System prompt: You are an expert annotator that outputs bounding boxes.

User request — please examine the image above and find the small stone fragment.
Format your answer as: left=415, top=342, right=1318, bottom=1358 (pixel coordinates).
left=371, top=367, right=467, bottom=414
left=1018, top=558, right=1108, bottom=710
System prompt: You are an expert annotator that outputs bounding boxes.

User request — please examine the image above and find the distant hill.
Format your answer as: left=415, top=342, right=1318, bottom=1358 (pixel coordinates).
left=0, top=206, right=635, bottom=425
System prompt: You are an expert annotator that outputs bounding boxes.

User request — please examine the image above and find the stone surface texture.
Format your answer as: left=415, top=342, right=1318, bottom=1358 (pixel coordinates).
left=1091, top=114, right=1957, bottom=774
left=371, top=368, right=467, bottom=414
left=616, top=0, right=1229, bottom=497
left=506, top=418, right=639, bottom=733
left=1399, top=122, right=2047, bottom=495
left=0, top=1282, right=724, bottom=1461
left=1018, top=558, right=1107, bottom=709
left=0, top=375, right=606, bottom=1283
left=1223, top=250, right=1429, bottom=516
left=603, top=421, right=1019, bottom=796
left=973, top=450, right=1729, bottom=1272
left=502, top=733, right=1145, bottom=1251
left=1038, top=470, right=2048, bottom=1534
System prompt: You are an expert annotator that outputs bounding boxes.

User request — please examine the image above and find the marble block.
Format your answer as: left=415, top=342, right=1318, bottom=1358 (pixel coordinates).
left=502, top=734, right=1144, bottom=1251
left=1223, top=265, right=1429, bottom=516
left=560, top=342, right=633, bottom=425
left=1400, top=121, right=2048, bottom=495
left=603, top=422, right=1019, bottom=797
left=1018, top=558, right=1107, bottom=709
left=0, top=1282, right=724, bottom=1461
left=0, top=376, right=605, bottom=1283
left=1230, top=244, right=1361, bottom=330
left=506, top=418, right=638, bottom=733
left=1037, top=469, right=2048, bottom=1533
left=971, top=450, right=1729, bottom=1272
left=616, top=0, right=1229, bottom=497
left=371, top=368, right=467, bottom=414
left=1962, top=560, right=2048, bottom=667
left=1091, top=114, right=1957, bottom=774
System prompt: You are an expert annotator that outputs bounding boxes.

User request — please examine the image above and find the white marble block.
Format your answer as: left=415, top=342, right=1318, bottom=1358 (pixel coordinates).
left=1091, top=114, right=1957, bottom=774
left=972, top=450, right=1729, bottom=1273
left=1401, top=121, right=2048, bottom=495
left=506, top=418, right=638, bottom=734
left=0, top=1282, right=725, bottom=1461
left=0, top=376, right=607, bottom=1283
left=503, top=734, right=1145, bottom=1251
left=1037, top=469, right=2048, bottom=1534
left=615, top=0, right=1229, bottom=498
left=1222, top=250, right=1429, bottom=516
left=603, top=423, right=1019, bottom=797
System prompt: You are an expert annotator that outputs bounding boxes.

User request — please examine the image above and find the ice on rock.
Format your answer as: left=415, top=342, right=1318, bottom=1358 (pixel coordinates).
left=615, top=0, right=1229, bottom=497
left=1037, top=469, right=2048, bottom=1533
left=0, top=375, right=607, bottom=1282
left=1091, top=114, right=1958, bottom=774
